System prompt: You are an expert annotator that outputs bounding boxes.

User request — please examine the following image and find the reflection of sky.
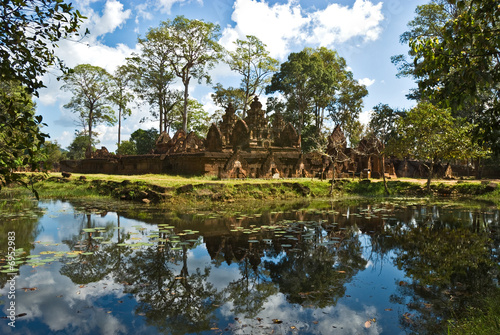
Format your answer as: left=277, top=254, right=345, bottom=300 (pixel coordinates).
left=0, top=201, right=417, bottom=334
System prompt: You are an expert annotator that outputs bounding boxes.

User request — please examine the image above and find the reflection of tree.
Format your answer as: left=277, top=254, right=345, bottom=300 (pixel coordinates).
left=264, top=227, right=367, bottom=308
left=0, top=199, right=43, bottom=288
left=225, top=250, right=277, bottom=318
left=117, top=244, right=223, bottom=334
left=388, top=219, right=497, bottom=334
left=60, top=214, right=128, bottom=284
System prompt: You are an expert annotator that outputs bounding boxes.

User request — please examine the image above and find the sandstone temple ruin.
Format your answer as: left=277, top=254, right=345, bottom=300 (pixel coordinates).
left=62, top=96, right=480, bottom=179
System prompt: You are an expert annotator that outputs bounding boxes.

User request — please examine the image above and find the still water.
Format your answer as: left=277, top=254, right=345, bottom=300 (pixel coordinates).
left=0, top=198, right=498, bottom=334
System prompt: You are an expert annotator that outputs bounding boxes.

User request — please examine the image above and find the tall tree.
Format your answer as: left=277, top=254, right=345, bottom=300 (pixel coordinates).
left=157, top=16, right=223, bottom=132
left=128, top=30, right=181, bottom=134
left=0, top=0, right=85, bottom=192
left=393, top=0, right=500, bottom=153
left=61, top=64, right=116, bottom=151
left=267, top=47, right=366, bottom=148
left=368, top=103, right=405, bottom=194
left=226, top=35, right=279, bottom=117
left=328, top=73, right=368, bottom=146
left=266, top=48, right=319, bottom=138
left=390, top=102, right=468, bottom=193
left=111, top=65, right=134, bottom=149
left=311, top=48, right=347, bottom=134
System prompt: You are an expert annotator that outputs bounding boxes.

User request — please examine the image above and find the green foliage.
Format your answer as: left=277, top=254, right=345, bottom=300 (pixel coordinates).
left=0, top=0, right=87, bottom=94
left=130, top=128, right=158, bottom=155
left=368, top=103, right=405, bottom=145
left=225, top=35, right=279, bottom=115
left=267, top=47, right=367, bottom=148
left=171, top=99, right=210, bottom=137
left=0, top=80, right=47, bottom=192
left=62, top=64, right=116, bottom=150
left=449, top=288, right=500, bottom=335
left=395, top=0, right=500, bottom=153
left=128, top=33, right=180, bottom=134
left=211, top=83, right=246, bottom=117
left=0, top=0, right=85, bottom=194
left=66, top=132, right=99, bottom=160
left=156, top=16, right=224, bottom=132
left=38, top=141, right=64, bottom=170
left=116, top=140, right=136, bottom=155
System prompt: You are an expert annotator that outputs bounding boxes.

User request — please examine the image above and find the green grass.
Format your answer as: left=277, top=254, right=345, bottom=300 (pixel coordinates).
left=448, top=288, right=500, bottom=334
left=3, top=173, right=499, bottom=209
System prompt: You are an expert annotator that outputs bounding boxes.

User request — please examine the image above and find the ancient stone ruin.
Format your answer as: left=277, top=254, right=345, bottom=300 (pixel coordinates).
left=61, top=96, right=473, bottom=179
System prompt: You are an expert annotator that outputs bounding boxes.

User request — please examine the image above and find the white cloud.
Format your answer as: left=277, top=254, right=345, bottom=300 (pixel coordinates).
left=220, top=0, right=384, bottom=60
left=91, top=0, right=131, bottom=36
left=359, top=77, right=375, bottom=87
left=221, top=0, right=310, bottom=59
left=309, top=0, right=384, bottom=46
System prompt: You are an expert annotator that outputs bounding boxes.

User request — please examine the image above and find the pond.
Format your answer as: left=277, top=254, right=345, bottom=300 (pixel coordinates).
left=0, top=198, right=499, bottom=334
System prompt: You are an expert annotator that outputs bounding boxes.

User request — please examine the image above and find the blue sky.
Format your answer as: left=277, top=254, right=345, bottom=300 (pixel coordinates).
left=35, top=0, right=428, bottom=152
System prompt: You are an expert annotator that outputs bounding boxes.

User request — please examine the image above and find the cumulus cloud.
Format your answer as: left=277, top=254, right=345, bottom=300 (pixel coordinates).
left=90, top=0, right=131, bottom=36
left=308, top=0, right=384, bottom=46
left=220, top=0, right=384, bottom=60
left=221, top=0, right=309, bottom=59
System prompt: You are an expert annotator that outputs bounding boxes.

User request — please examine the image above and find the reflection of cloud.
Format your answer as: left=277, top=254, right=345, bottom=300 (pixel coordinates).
left=221, top=293, right=383, bottom=334
left=0, top=264, right=127, bottom=334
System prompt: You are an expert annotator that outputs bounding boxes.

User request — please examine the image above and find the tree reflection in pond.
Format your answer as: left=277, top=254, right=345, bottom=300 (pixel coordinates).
left=265, top=225, right=366, bottom=308
left=383, top=205, right=499, bottom=334
left=116, top=242, right=222, bottom=334
left=0, top=199, right=498, bottom=335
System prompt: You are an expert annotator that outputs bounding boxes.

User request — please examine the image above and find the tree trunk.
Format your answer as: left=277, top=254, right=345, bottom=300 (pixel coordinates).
left=328, top=159, right=336, bottom=196
left=474, top=157, right=483, bottom=179
left=426, top=160, right=434, bottom=194
left=159, top=92, right=163, bottom=134
left=88, top=109, right=93, bottom=153
left=182, top=80, right=189, bottom=133
left=118, top=105, right=122, bottom=148
left=382, top=153, right=390, bottom=195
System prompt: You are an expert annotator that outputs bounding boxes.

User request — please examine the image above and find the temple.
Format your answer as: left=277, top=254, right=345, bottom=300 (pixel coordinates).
left=61, top=96, right=470, bottom=179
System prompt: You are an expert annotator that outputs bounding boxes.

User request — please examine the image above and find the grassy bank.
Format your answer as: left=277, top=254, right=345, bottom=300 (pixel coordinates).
left=3, top=173, right=499, bottom=209
left=448, top=288, right=500, bottom=335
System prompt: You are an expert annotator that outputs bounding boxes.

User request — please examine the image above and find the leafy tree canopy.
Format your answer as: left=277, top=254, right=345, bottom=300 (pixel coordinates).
left=393, top=0, right=500, bottom=153
left=62, top=64, right=116, bottom=150
left=226, top=35, right=279, bottom=116
left=0, top=80, right=46, bottom=191
left=130, top=128, right=158, bottom=155
left=0, top=0, right=87, bottom=94
left=1, top=0, right=85, bottom=193
left=66, top=131, right=99, bottom=160
left=156, top=16, right=223, bottom=132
